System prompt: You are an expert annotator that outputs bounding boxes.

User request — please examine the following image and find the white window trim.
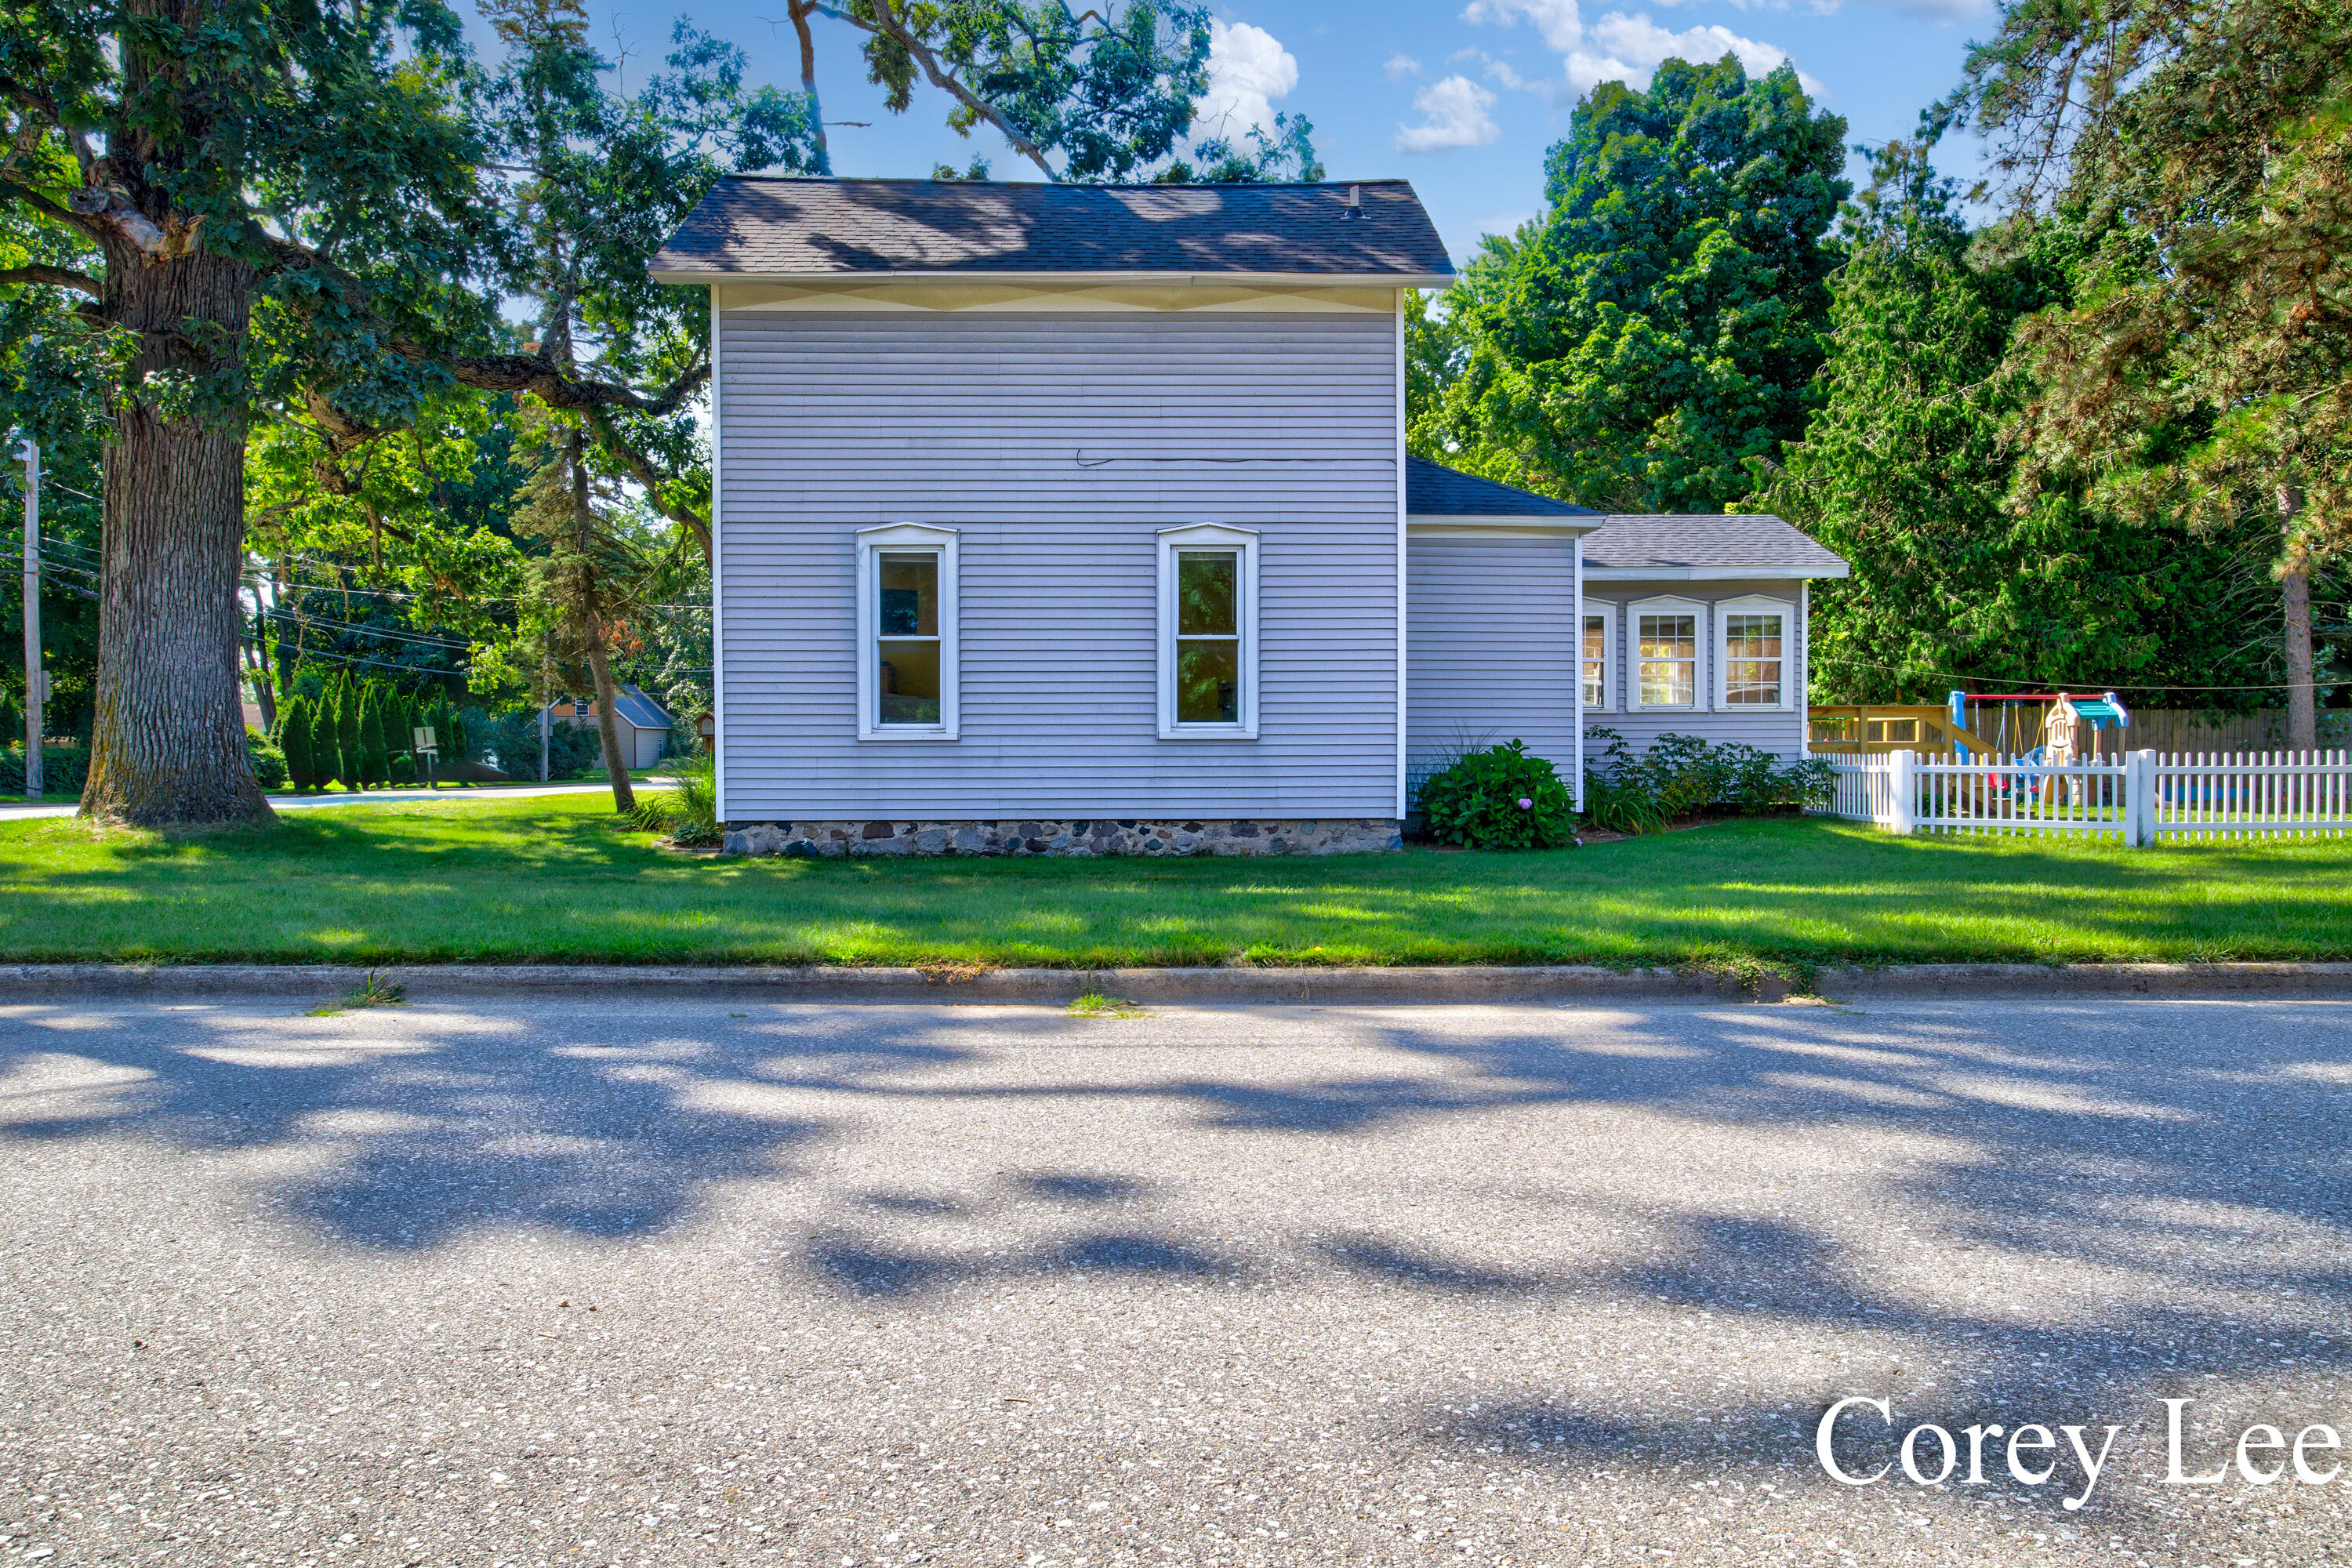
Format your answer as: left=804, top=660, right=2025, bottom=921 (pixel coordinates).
left=1630, top=595, right=1706, bottom=711
left=856, top=522, right=960, bottom=742
left=1579, top=601, right=1613, bottom=714
left=1715, top=593, right=1797, bottom=712
left=1157, top=523, right=1260, bottom=741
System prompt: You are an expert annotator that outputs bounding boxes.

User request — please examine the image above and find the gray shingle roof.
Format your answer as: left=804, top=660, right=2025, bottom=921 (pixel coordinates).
left=1406, top=457, right=1598, bottom=517
left=651, top=177, right=1454, bottom=281
left=1581, top=513, right=1849, bottom=576
left=548, top=685, right=673, bottom=730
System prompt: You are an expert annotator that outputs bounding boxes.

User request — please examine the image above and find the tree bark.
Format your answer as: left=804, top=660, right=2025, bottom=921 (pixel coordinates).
left=82, top=248, right=274, bottom=828
left=2280, top=484, right=2317, bottom=753
left=586, top=644, right=637, bottom=813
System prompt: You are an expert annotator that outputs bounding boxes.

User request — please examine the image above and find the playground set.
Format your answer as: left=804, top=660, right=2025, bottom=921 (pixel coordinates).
left=1809, top=691, right=2133, bottom=811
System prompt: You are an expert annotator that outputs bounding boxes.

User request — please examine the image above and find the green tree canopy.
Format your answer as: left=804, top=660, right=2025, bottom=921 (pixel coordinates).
left=1410, top=56, right=1849, bottom=513
left=1755, top=142, right=2287, bottom=704
left=1955, top=0, right=2352, bottom=742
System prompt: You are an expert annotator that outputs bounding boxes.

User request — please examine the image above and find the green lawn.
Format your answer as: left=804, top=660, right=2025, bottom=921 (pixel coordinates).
left=0, top=794, right=2347, bottom=967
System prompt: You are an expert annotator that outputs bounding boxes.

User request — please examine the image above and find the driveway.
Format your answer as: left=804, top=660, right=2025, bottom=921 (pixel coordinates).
left=1, top=997, right=2346, bottom=1565
left=0, top=779, right=673, bottom=820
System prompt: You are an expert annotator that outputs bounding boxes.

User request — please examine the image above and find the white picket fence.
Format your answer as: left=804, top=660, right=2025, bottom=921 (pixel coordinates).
left=1821, top=750, right=2352, bottom=845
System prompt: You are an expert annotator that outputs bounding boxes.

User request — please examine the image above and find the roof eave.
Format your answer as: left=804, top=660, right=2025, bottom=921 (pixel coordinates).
left=652, top=267, right=1456, bottom=289
left=1408, top=514, right=1598, bottom=535
left=1582, top=564, right=1850, bottom=581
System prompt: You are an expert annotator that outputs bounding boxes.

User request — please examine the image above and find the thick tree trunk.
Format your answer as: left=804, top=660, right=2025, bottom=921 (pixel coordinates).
left=586, top=645, right=637, bottom=813
left=2280, top=484, right=2317, bottom=753
left=83, top=249, right=273, bottom=828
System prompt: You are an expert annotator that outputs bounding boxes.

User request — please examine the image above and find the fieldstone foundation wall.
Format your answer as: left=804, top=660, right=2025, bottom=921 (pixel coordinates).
left=721, top=818, right=1403, bottom=858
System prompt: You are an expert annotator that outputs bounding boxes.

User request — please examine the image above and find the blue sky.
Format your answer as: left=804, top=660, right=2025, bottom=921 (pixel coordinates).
left=590, top=0, right=2000, bottom=264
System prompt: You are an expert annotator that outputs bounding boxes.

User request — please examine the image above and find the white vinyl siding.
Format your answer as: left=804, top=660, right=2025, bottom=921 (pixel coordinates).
left=716, top=310, right=1399, bottom=818
left=1405, top=532, right=1580, bottom=789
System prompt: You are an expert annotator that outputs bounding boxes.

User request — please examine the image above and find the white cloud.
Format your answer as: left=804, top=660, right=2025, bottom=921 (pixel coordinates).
left=1579, top=13, right=1824, bottom=93
left=1385, top=52, right=1424, bottom=80
left=1461, top=0, right=1587, bottom=51
left=1196, top=20, right=1298, bottom=142
left=1465, top=0, right=1822, bottom=99
left=1396, top=75, right=1502, bottom=153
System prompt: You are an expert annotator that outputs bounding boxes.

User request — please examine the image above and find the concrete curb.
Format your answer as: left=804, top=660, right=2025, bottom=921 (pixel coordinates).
left=2, top=961, right=2350, bottom=1005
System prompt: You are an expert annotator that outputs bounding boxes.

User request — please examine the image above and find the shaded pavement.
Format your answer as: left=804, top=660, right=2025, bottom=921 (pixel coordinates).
left=0, top=996, right=2347, bottom=1565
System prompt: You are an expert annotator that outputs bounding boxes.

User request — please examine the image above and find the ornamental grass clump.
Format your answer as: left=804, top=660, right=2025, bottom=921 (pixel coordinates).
left=626, top=748, right=722, bottom=846
left=1416, top=739, right=1579, bottom=850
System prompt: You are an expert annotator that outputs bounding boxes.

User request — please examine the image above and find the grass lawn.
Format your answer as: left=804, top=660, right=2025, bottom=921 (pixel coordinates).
left=2, top=793, right=2348, bottom=969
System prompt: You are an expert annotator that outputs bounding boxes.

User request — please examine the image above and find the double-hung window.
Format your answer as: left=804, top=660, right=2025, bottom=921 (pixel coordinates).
left=1581, top=610, right=1610, bottom=710
left=1718, top=596, right=1792, bottom=709
left=856, top=523, right=960, bottom=740
left=1632, top=598, right=1701, bottom=709
left=1157, top=524, right=1259, bottom=739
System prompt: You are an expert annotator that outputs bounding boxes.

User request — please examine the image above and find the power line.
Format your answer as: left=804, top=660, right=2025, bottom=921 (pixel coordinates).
left=1828, top=655, right=2340, bottom=695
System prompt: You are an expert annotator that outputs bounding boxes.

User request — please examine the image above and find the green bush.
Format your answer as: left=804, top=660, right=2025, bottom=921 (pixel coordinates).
left=1416, top=739, right=1578, bottom=850
left=390, top=753, right=416, bottom=784
left=0, top=745, right=89, bottom=798
left=245, top=729, right=288, bottom=790
left=1582, top=728, right=1836, bottom=833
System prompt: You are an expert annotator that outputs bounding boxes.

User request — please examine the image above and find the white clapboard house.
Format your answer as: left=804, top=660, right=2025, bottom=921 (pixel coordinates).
left=650, top=176, right=1848, bottom=856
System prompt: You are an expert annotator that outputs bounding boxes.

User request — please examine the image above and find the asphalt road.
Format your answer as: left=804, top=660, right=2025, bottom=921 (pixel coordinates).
left=2, top=996, right=2347, bottom=1566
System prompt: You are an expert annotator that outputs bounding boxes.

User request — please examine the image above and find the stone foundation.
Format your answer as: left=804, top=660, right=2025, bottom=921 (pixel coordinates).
left=721, top=817, right=1402, bottom=858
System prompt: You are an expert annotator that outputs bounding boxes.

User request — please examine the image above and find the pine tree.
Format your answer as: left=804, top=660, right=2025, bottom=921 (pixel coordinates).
left=279, top=696, right=314, bottom=789
left=385, top=691, right=413, bottom=783
left=303, top=691, right=336, bottom=789
left=361, top=688, right=390, bottom=785
left=448, top=710, right=472, bottom=786
left=309, top=692, right=340, bottom=792
left=336, top=684, right=364, bottom=791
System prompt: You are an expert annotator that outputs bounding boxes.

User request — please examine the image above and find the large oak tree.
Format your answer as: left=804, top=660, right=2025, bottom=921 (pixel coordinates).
left=1, top=0, right=701, bottom=826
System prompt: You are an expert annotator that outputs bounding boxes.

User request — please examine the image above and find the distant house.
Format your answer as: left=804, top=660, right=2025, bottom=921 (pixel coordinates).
left=649, top=176, right=1849, bottom=857
left=539, top=685, right=674, bottom=770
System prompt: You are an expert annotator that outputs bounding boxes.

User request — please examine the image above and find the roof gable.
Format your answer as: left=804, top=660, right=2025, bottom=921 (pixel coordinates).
left=652, top=177, right=1454, bottom=282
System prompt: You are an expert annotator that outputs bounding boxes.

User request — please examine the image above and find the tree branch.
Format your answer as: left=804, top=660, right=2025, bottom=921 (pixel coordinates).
left=584, top=406, right=712, bottom=561
left=427, top=347, right=710, bottom=416
left=822, top=0, right=1058, bottom=179
left=0, top=173, right=111, bottom=247
left=0, top=263, right=100, bottom=297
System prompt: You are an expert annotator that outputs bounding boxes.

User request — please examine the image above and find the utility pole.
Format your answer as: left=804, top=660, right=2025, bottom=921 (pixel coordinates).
left=538, top=638, right=551, bottom=782
left=18, top=434, right=38, bottom=800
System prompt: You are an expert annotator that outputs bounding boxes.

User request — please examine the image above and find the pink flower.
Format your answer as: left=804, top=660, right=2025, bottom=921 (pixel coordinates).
left=1516, top=797, right=1534, bottom=810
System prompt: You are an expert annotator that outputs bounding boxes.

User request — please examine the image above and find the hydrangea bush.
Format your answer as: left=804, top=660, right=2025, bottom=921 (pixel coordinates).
left=1415, top=739, right=1579, bottom=851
